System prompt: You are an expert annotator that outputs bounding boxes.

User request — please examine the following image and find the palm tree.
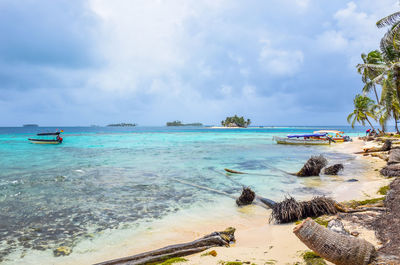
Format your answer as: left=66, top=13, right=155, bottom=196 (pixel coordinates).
left=347, top=94, right=377, bottom=130
left=358, top=50, right=384, bottom=103
left=376, top=9, right=400, bottom=56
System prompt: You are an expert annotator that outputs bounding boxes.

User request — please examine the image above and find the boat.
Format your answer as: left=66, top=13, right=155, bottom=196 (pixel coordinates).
left=313, top=130, right=351, bottom=142
left=28, top=132, right=63, bottom=144
left=274, top=133, right=331, bottom=145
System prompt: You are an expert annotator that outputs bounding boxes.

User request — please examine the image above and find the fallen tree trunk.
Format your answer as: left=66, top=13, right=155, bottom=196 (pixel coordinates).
left=370, top=152, right=389, bottom=161
left=95, top=228, right=236, bottom=265
left=356, top=139, right=392, bottom=154
left=293, top=218, right=376, bottom=265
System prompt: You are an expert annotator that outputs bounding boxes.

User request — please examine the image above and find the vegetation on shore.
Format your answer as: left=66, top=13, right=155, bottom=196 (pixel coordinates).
left=301, top=251, right=327, bottom=265
left=221, top=115, right=251, bottom=128
left=378, top=185, right=390, bottom=195
left=349, top=7, right=400, bottom=134
left=166, top=121, right=203, bottom=126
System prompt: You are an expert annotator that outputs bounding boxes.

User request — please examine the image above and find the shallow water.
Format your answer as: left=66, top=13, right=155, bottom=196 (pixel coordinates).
left=0, top=126, right=369, bottom=263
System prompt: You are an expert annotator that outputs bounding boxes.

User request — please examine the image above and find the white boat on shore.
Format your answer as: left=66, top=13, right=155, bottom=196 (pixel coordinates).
left=274, top=133, right=331, bottom=145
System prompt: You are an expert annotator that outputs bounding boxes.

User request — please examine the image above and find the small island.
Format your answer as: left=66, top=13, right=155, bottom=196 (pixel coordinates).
left=166, top=121, right=203, bottom=126
left=221, top=115, right=251, bottom=128
left=107, top=123, right=137, bottom=127
left=23, top=124, right=39, bottom=127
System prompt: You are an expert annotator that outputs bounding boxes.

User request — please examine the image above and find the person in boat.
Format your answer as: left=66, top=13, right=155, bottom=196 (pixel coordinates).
left=56, top=135, right=63, bottom=143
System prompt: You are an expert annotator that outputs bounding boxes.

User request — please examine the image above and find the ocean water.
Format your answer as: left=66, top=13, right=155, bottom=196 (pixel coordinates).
left=0, top=126, right=373, bottom=263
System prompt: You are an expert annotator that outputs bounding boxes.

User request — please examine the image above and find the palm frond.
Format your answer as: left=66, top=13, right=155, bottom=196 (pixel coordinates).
left=377, top=12, right=400, bottom=28
left=357, top=63, right=388, bottom=71
left=347, top=112, right=354, bottom=124
left=371, top=73, right=385, bottom=84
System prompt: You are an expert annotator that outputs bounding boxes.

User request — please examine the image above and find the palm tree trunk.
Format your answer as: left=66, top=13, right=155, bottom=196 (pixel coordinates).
left=373, top=87, right=379, bottom=103
left=365, top=116, right=376, bottom=131
left=294, top=218, right=376, bottom=265
left=395, top=114, right=400, bottom=134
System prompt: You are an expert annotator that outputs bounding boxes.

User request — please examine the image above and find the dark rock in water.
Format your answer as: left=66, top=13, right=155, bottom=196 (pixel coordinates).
left=323, top=164, right=344, bottom=175
left=296, top=155, right=328, bottom=177
left=381, top=164, right=400, bottom=177
left=236, top=187, right=255, bottom=206
left=347, top=178, right=359, bottom=182
left=382, top=139, right=392, bottom=151
left=327, top=219, right=349, bottom=235
left=388, top=149, right=400, bottom=165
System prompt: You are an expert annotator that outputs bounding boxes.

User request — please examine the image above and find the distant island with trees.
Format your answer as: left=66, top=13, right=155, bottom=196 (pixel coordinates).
left=107, top=123, right=137, bottom=127
left=166, top=121, right=203, bottom=126
left=221, top=115, right=251, bottom=128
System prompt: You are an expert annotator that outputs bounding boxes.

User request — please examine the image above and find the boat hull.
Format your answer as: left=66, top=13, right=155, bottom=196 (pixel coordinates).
left=274, top=136, right=330, bottom=145
left=28, top=139, right=62, bottom=144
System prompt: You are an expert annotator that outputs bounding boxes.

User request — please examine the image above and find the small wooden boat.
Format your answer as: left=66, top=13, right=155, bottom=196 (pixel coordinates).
left=274, top=133, right=331, bottom=145
left=313, top=130, right=350, bottom=142
left=28, top=132, right=63, bottom=144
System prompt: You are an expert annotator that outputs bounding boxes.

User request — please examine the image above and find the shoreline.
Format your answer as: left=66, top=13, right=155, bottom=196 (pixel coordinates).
left=3, top=138, right=391, bottom=265
left=90, top=139, right=389, bottom=265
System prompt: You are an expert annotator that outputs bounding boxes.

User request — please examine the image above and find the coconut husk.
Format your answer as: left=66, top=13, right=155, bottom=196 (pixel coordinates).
left=269, top=196, right=338, bottom=224
left=323, top=164, right=344, bottom=175
left=296, top=155, right=328, bottom=177
left=236, top=187, right=255, bottom=206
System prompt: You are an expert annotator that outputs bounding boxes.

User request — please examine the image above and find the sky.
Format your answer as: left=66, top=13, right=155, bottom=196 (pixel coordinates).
left=0, top=0, right=399, bottom=126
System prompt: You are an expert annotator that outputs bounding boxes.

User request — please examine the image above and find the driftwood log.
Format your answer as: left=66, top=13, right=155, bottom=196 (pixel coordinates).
left=224, top=168, right=245, bottom=174
left=296, top=155, right=328, bottom=177
left=356, top=139, right=392, bottom=154
left=94, top=228, right=236, bottom=265
left=294, top=218, right=376, bottom=265
left=370, top=152, right=389, bottom=161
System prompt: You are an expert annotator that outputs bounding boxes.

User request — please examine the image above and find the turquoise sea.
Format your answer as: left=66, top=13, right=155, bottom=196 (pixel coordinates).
left=0, top=126, right=376, bottom=263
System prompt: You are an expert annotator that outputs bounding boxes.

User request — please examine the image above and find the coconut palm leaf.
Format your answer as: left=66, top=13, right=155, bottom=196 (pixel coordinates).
left=377, top=11, right=400, bottom=28
left=357, top=63, right=388, bottom=71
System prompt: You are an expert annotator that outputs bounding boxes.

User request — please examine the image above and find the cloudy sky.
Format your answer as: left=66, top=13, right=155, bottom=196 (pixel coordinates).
left=0, top=0, right=398, bottom=126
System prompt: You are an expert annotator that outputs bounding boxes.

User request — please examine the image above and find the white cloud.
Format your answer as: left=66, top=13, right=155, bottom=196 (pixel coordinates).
left=315, top=0, right=398, bottom=66
left=220, top=85, right=232, bottom=96
left=295, top=0, right=310, bottom=9
left=316, top=30, right=349, bottom=52
left=259, top=41, right=304, bottom=76
left=242, top=85, right=256, bottom=97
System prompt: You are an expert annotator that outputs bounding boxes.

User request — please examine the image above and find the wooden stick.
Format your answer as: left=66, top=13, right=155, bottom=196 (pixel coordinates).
left=173, top=178, right=236, bottom=199
left=95, top=229, right=235, bottom=265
